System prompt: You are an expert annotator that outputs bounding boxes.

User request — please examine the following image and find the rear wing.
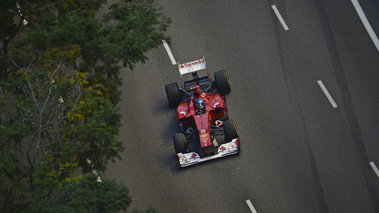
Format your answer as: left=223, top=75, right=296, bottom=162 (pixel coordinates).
left=178, top=57, right=211, bottom=88
left=178, top=57, right=207, bottom=76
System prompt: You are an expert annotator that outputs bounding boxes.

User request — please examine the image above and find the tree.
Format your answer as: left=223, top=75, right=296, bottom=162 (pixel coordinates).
left=29, top=174, right=132, bottom=213
left=0, top=47, right=93, bottom=211
left=0, top=0, right=170, bottom=211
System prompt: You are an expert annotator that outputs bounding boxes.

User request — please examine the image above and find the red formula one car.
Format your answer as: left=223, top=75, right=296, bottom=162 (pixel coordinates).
left=165, top=57, right=240, bottom=167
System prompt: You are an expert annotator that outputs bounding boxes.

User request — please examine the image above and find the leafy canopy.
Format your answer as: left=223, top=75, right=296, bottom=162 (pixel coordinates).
left=0, top=0, right=170, bottom=211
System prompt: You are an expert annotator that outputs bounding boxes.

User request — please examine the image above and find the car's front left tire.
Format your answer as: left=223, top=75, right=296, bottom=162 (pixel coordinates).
left=173, top=133, right=187, bottom=153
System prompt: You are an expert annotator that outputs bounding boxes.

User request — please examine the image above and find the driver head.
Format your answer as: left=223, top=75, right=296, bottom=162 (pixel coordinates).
left=196, top=98, right=204, bottom=109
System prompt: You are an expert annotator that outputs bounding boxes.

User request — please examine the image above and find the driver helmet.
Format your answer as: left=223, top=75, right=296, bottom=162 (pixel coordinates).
left=195, top=98, right=204, bottom=109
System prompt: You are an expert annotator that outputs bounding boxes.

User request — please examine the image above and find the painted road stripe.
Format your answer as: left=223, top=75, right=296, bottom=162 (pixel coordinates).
left=246, top=199, right=258, bottom=213
left=351, top=0, right=379, bottom=51
left=271, top=5, right=289, bottom=31
left=87, top=159, right=102, bottom=182
left=162, top=40, right=177, bottom=65
left=369, top=162, right=379, bottom=178
left=317, top=80, right=338, bottom=108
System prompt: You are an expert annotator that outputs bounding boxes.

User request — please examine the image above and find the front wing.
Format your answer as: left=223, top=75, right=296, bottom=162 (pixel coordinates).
left=176, top=139, right=239, bottom=168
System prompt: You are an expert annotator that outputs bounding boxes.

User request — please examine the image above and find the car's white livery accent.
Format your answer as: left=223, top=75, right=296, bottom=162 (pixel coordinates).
left=215, top=120, right=223, bottom=127
left=176, top=139, right=239, bottom=167
left=178, top=57, right=207, bottom=75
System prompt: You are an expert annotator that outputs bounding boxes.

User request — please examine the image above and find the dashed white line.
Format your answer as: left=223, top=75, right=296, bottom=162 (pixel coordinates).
left=351, top=0, right=379, bottom=51
left=162, top=40, right=177, bottom=65
left=92, top=169, right=102, bottom=182
left=16, top=3, right=28, bottom=25
left=246, top=199, right=258, bottom=213
left=369, top=161, right=379, bottom=178
left=317, top=80, right=338, bottom=108
left=87, top=159, right=102, bottom=182
left=271, top=5, right=289, bottom=31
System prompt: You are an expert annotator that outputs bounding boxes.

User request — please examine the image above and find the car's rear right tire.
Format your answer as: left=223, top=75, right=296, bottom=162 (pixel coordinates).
left=165, top=82, right=181, bottom=107
left=214, top=70, right=231, bottom=94
left=173, top=133, right=187, bottom=153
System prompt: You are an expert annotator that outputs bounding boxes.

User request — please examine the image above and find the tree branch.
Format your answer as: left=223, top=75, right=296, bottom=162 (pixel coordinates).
left=41, top=61, right=61, bottom=112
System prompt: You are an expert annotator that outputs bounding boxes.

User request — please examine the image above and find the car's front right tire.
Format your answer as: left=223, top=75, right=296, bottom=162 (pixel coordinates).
left=223, top=119, right=239, bottom=142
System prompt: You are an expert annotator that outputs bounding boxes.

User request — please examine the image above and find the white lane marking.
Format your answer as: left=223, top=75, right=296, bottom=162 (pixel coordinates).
left=271, top=5, right=289, bottom=31
left=162, top=40, right=177, bottom=65
left=317, top=80, right=338, bottom=108
left=369, top=162, right=379, bottom=178
left=351, top=0, right=379, bottom=51
left=16, top=3, right=28, bottom=25
left=246, top=199, right=258, bottom=213
left=92, top=169, right=103, bottom=182
left=87, top=159, right=102, bottom=182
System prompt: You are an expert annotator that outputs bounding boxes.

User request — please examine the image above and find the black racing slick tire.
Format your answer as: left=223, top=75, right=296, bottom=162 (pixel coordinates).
left=165, top=82, right=181, bottom=107
left=173, top=133, right=187, bottom=153
left=223, top=120, right=239, bottom=142
left=214, top=70, right=231, bottom=94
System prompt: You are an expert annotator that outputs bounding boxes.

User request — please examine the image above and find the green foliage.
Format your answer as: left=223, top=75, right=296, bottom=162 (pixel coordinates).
left=1, top=0, right=170, bottom=211
left=102, top=0, right=171, bottom=69
left=0, top=50, right=86, bottom=211
left=28, top=174, right=132, bottom=213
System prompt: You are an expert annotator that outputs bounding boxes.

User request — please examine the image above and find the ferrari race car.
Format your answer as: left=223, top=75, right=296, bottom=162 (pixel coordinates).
left=165, top=57, right=240, bottom=168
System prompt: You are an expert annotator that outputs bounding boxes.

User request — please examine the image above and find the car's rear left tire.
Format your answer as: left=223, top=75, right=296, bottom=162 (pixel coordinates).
left=223, top=120, right=239, bottom=142
left=165, top=82, right=181, bottom=107
left=214, top=70, right=231, bottom=94
left=173, top=133, right=187, bottom=153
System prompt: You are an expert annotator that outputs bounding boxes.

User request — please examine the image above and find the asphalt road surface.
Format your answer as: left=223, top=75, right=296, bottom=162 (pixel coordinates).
left=103, top=0, right=379, bottom=212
